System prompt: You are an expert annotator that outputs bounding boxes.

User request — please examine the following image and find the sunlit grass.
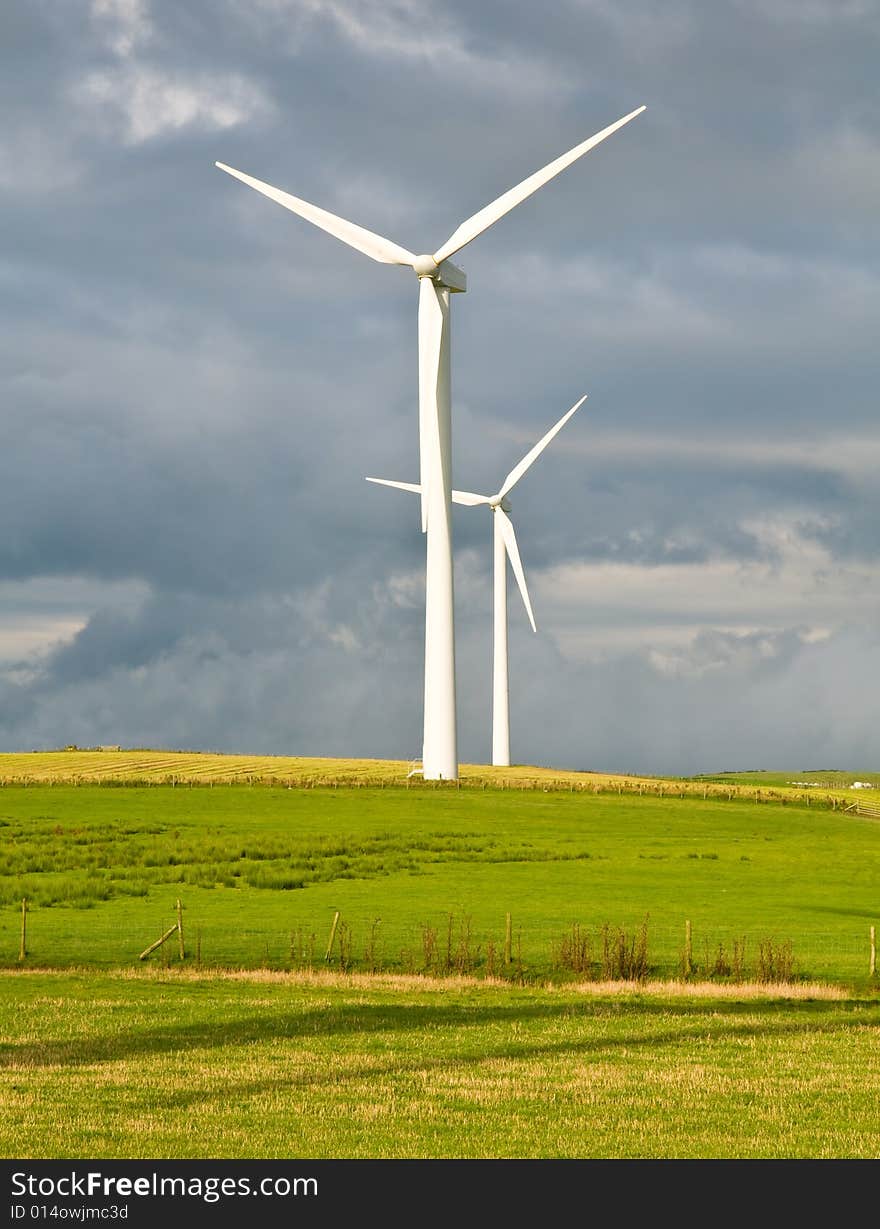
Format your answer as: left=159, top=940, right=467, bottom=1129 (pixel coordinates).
left=0, top=749, right=860, bottom=805
left=2, top=765, right=877, bottom=1162
left=2, top=783, right=878, bottom=983
left=1, top=970, right=877, bottom=1159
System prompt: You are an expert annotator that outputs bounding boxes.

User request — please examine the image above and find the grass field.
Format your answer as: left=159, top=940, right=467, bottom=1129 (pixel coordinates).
left=2, top=778, right=878, bottom=984
left=3, top=969, right=878, bottom=1159
left=2, top=753, right=879, bottom=1160
left=4, top=749, right=875, bottom=803
left=1, top=749, right=658, bottom=786
left=694, top=768, right=880, bottom=796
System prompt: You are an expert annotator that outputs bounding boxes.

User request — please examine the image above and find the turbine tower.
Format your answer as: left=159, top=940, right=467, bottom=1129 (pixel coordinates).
left=368, top=394, right=586, bottom=767
left=216, top=107, right=644, bottom=779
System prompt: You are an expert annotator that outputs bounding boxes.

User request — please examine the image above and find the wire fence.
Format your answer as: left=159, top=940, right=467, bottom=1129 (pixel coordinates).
left=5, top=900, right=877, bottom=985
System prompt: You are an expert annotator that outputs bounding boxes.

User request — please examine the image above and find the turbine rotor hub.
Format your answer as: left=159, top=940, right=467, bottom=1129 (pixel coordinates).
left=413, top=254, right=440, bottom=277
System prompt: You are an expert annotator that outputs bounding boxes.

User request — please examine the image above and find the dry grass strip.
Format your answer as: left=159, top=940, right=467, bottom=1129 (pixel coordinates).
left=0, top=966, right=850, bottom=999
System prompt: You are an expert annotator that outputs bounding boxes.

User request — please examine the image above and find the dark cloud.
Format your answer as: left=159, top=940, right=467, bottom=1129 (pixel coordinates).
left=1, top=0, right=878, bottom=769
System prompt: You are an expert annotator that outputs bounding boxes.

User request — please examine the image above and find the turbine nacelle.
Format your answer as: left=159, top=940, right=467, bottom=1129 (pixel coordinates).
left=425, top=257, right=467, bottom=293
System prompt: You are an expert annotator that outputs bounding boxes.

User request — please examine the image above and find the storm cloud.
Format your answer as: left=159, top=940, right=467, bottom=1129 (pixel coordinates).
left=1, top=0, right=878, bottom=772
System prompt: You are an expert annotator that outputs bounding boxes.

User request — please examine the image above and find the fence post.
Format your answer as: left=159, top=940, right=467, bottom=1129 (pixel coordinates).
left=871, top=926, right=876, bottom=978
left=177, top=899, right=185, bottom=961
left=19, top=897, right=27, bottom=962
left=138, top=923, right=180, bottom=961
left=504, top=912, right=512, bottom=967
left=325, top=910, right=340, bottom=963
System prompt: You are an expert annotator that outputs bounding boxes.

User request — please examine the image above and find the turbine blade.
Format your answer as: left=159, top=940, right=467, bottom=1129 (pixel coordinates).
left=215, top=162, right=418, bottom=267
left=418, top=278, right=445, bottom=532
left=498, top=395, right=587, bottom=500
left=366, top=480, right=489, bottom=509
left=452, top=490, right=492, bottom=506
left=497, top=508, right=536, bottom=633
left=366, top=478, right=421, bottom=494
left=432, top=107, right=646, bottom=264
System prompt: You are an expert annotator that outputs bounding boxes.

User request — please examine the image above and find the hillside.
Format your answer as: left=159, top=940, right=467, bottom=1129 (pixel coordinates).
left=0, top=749, right=873, bottom=809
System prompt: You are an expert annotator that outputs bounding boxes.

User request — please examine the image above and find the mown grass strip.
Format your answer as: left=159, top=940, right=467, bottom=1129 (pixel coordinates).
left=1, top=969, right=878, bottom=1159
left=0, top=750, right=857, bottom=809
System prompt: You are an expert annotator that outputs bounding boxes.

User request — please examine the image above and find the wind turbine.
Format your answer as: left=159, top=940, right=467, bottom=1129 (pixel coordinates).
left=216, top=106, right=644, bottom=779
left=367, top=394, right=586, bottom=767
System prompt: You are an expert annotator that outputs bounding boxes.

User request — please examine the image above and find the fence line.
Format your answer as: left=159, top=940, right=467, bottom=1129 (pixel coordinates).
left=8, top=903, right=878, bottom=983
left=846, top=801, right=880, bottom=819
left=0, top=772, right=857, bottom=813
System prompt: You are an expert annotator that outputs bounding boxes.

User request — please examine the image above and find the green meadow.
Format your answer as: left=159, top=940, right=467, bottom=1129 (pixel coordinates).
left=1, top=783, right=878, bottom=984
left=2, top=774, right=879, bottom=1159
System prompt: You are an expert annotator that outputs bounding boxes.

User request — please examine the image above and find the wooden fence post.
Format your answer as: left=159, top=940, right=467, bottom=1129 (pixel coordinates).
left=177, top=899, right=185, bottom=960
left=871, top=926, right=876, bottom=978
left=139, top=923, right=180, bottom=961
left=19, top=897, right=27, bottom=962
left=504, top=912, right=512, bottom=967
left=325, top=911, right=340, bottom=962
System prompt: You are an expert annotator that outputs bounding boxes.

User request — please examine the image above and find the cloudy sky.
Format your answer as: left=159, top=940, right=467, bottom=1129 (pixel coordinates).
left=1, top=0, right=878, bottom=773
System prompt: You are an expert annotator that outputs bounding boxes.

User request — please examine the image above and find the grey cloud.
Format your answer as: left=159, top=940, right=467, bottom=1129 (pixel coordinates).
left=1, top=0, right=878, bottom=768
left=4, top=576, right=878, bottom=775
left=507, top=622, right=880, bottom=775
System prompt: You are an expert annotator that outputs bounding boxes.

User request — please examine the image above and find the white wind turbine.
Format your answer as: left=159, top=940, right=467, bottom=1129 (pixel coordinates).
left=216, top=105, right=644, bottom=779
left=367, top=394, right=586, bottom=767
